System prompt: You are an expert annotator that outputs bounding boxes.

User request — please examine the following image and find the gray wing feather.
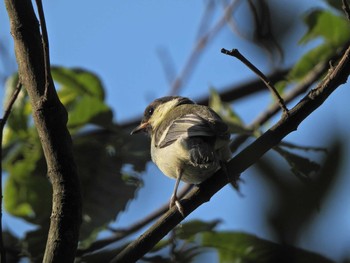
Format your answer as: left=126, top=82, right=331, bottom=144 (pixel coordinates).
left=158, top=114, right=219, bottom=148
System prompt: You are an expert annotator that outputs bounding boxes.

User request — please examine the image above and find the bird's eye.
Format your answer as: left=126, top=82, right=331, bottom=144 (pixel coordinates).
left=148, top=107, right=154, bottom=116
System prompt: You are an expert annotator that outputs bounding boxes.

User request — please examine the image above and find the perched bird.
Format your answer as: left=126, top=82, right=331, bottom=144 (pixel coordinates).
left=131, top=96, right=231, bottom=215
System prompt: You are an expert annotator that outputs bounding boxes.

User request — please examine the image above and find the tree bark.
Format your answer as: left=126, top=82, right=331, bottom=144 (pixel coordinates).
left=4, top=0, right=82, bottom=262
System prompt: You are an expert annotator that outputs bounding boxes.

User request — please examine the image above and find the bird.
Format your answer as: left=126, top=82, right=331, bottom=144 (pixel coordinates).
left=130, top=96, right=231, bottom=216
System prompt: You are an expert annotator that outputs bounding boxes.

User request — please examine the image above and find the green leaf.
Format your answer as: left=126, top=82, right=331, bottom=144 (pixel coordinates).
left=289, top=44, right=332, bottom=80
left=176, top=219, right=221, bottom=241
left=209, top=89, right=249, bottom=134
left=300, top=10, right=350, bottom=45
left=4, top=174, right=52, bottom=220
left=52, top=67, right=115, bottom=130
left=67, top=96, right=113, bottom=128
left=287, top=9, right=350, bottom=81
left=201, top=232, right=334, bottom=263
left=52, top=67, right=105, bottom=100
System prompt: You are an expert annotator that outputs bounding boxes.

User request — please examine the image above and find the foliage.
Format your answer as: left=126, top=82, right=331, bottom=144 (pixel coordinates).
left=277, top=6, right=350, bottom=92
left=1, top=0, right=350, bottom=262
left=2, top=67, right=150, bottom=259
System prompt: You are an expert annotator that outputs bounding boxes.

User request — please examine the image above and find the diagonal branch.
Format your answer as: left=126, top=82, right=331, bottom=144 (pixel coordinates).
left=221, top=48, right=289, bottom=115
left=76, top=185, right=192, bottom=256
left=4, top=0, right=82, bottom=262
left=112, top=43, right=350, bottom=263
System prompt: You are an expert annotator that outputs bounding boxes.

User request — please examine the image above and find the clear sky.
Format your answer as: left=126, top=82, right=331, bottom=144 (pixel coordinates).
left=1, top=0, right=350, bottom=261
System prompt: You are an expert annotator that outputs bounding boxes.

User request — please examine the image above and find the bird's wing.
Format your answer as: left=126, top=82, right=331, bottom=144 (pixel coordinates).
left=156, top=113, right=228, bottom=148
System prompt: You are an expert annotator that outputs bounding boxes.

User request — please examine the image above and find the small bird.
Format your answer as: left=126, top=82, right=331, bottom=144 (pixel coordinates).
left=131, top=96, right=231, bottom=215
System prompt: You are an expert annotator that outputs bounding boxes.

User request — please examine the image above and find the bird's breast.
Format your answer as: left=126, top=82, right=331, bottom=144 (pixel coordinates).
left=151, top=136, right=221, bottom=184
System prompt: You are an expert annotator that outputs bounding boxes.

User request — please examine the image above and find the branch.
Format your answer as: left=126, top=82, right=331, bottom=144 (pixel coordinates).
left=342, top=0, right=350, bottom=21
left=0, top=81, right=22, bottom=263
left=221, top=48, right=289, bottom=115
left=120, top=69, right=289, bottom=132
left=4, top=0, right=82, bottom=262
left=76, top=185, right=192, bottom=256
left=112, top=43, right=350, bottom=263
left=229, top=41, right=348, bottom=152
left=34, top=0, right=51, bottom=98
left=168, top=0, right=239, bottom=95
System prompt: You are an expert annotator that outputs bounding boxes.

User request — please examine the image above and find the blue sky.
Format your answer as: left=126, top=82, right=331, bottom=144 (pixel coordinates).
left=1, top=0, right=350, bottom=261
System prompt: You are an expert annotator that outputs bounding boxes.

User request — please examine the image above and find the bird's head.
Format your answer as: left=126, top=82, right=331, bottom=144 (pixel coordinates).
left=130, top=96, right=194, bottom=136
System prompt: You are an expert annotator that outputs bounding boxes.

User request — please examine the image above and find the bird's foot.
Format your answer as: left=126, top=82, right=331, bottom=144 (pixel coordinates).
left=170, top=194, right=185, bottom=217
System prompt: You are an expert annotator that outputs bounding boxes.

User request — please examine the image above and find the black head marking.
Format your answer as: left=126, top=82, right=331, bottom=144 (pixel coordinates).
left=142, top=96, right=195, bottom=122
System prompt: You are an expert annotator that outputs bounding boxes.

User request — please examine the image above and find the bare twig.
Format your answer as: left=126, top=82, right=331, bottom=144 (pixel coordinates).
left=342, top=0, right=350, bottom=21
left=0, top=80, right=22, bottom=263
left=34, top=0, right=51, bottom=99
left=1, top=81, right=23, bottom=128
left=221, top=48, right=289, bottom=115
left=229, top=41, right=348, bottom=153
left=169, top=0, right=239, bottom=95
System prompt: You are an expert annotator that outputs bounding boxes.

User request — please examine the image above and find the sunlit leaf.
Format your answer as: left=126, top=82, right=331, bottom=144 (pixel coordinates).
left=289, top=44, right=332, bottom=80
left=52, top=67, right=105, bottom=100
left=67, top=96, right=113, bottom=128
left=288, top=9, right=350, bottom=81
left=300, top=10, right=350, bottom=45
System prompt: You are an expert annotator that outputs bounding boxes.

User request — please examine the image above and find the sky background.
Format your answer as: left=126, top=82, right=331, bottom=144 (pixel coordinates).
left=1, top=0, right=350, bottom=262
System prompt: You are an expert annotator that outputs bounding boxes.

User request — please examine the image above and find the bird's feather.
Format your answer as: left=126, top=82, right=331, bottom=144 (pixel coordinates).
left=155, top=108, right=229, bottom=148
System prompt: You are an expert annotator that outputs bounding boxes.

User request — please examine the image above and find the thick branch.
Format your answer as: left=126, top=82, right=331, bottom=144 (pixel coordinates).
left=112, top=44, right=350, bottom=263
left=4, top=0, right=81, bottom=262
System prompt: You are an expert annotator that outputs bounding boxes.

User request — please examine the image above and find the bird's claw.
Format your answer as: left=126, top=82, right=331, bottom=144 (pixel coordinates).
left=169, top=195, right=185, bottom=217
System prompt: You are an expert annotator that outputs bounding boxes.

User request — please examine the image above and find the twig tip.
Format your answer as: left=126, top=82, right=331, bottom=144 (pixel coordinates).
left=221, top=48, right=229, bottom=54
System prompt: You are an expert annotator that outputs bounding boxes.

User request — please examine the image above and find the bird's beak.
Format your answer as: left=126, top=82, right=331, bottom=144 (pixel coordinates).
left=130, top=122, right=149, bottom=135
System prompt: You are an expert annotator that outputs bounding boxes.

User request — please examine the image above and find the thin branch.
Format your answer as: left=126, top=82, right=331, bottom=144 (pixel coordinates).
left=1, top=81, right=23, bottom=127
left=229, top=41, right=348, bottom=153
left=112, top=42, right=350, bottom=263
left=169, top=0, right=239, bottom=95
left=120, top=69, right=289, bottom=132
left=34, top=0, right=51, bottom=99
left=221, top=48, right=289, bottom=115
left=76, top=185, right=192, bottom=256
left=0, top=80, right=22, bottom=263
left=342, top=0, right=350, bottom=21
